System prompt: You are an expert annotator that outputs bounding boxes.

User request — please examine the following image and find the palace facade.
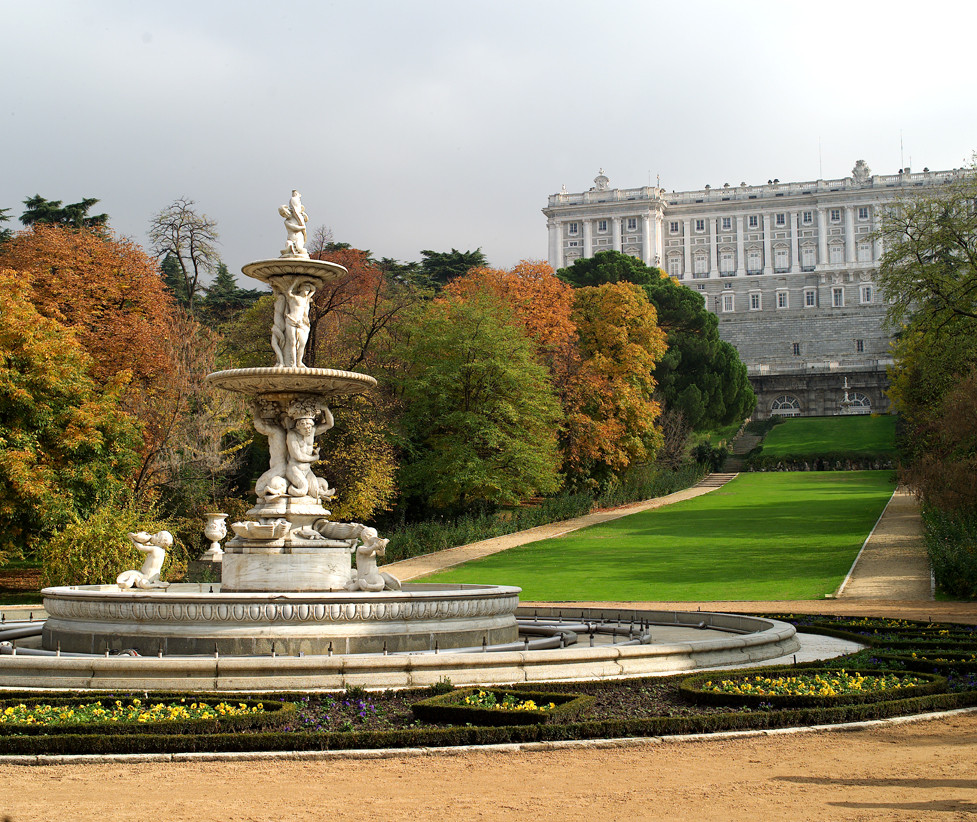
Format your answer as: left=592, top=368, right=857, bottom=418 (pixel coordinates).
left=542, top=163, right=967, bottom=418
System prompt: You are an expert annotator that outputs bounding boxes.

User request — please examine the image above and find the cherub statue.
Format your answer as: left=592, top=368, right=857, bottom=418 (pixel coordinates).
left=253, top=400, right=288, bottom=499
left=117, top=531, right=173, bottom=590
left=279, top=189, right=309, bottom=257
left=284, top=399, right=336, bottom=500
left=346, top=527, right=401, bottom=592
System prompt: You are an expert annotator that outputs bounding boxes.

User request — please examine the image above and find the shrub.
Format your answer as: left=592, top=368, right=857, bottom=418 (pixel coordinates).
left=41, top=501, right=188, bottom=587
left=922, top=506, right=977, bottom=599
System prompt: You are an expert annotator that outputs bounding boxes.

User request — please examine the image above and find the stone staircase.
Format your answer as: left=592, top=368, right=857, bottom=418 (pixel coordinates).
left=695, top=472, right=738, bottom=488
left=723, top=428, right=762, bottom=472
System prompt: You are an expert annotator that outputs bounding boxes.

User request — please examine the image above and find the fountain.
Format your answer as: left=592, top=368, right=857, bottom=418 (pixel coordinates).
left=2, top=191, right=806, bottom=691
left=39, top=191, right=521, bottom=656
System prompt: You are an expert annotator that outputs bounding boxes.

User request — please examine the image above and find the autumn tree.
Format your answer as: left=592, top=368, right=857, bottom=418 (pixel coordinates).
left=559, top=251, right=755, bottom=430
left=20, top=195, right=108, bottom=230
left=0, top=270, right=143, bottom=560
left=565, top=282, right=667, bottom=480
left=392, top=294, right=563, bottom=512
left=0, top=224, right=177, bottom=392
left=148, top=197, right=220, bottom=314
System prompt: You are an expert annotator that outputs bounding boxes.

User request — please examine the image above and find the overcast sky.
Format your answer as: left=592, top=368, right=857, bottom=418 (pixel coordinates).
left=3, top=0, right=975, bottom=282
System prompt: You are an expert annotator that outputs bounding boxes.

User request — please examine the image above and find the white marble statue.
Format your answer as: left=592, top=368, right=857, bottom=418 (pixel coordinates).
left=347, top=527, right=400, bottom=592
left=284, top=398, right=336, bottom=500
left=279, top=189, right=309, bottom=257
left=253, top=400, right=289, bottom=499
left=270, top=276, right=316, bottom=368
left=117, top=531, right=173, bottom=590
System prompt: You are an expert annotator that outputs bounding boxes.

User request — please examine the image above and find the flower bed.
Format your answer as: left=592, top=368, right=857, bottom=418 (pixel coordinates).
left=873, top=651, right=977, bottom=675
left=0, top=695, right=291, bottom=737
left=412, top=688, right=594, bottom=726
left=680, top=668, right=945, bottom=708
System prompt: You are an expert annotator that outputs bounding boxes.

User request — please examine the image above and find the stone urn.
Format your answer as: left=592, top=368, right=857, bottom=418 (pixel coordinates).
left=202, top=513, right=228, bottom=557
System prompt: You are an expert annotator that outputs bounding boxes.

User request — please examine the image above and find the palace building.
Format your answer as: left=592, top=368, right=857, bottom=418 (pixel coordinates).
left=542, top=163, right=968, bottom=418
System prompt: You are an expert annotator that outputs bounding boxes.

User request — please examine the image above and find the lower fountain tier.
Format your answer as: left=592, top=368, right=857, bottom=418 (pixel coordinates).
left=220, top=550, right=352, bottom=592
left=41, top=583, right=521, bottom=656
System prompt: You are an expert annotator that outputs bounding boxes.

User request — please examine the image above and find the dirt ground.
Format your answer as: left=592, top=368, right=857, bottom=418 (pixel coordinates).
left=0, top=712, right=975, bottom=821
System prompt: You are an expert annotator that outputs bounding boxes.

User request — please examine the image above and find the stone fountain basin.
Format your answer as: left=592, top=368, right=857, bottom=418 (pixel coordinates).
left=41, top=583, right=521, bottom=656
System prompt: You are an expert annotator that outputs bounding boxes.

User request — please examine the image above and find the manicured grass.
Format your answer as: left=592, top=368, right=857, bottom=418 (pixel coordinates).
left=423, top=472, right=895, bottom=601
left=759, top=415, right=897, bottom=458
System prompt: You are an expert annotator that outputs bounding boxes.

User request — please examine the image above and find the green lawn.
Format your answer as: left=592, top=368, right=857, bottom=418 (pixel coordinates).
left=759, top=415, right=897, bottom=458
left=423, top=472, right=895, bottom=601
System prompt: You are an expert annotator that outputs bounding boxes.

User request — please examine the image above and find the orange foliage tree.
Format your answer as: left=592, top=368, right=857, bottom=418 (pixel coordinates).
left=564, top=282, right=667, bottom=479
left=446, top=264, right=668, bottom=484
left=0, top=224, right=248, bottom=507
left=0, top=270, right=144, bottom=559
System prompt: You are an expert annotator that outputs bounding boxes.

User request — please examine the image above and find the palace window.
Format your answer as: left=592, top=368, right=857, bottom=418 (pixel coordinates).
left=858, top=206, right=870, bottom=221
left=695, top=219, right=705, bottom=233
left=597, top=220, right=608, bottom=233
left=860, top=284, right=873, bottom=303
left=721, top=293, right=734, bottom=312
left=721, top=217, right=732, bottom=231
left=777, top=290, right=789, bottom=309
left=626, top=218, right=638, bottom=231
left=696, top=284, right=706, bottom=291
left=830, top=209, right=842, bottom=222
left=568, top=223, right=578, bottom=235
left=775, top=213, right=786, bottom=227
left=801, top=246, right=816, bottom=271
left=669, top=221, right=680, bottom=234
left=748, top=215, right=759, bottom=229
left=829, top=244, right=844, bottom=264
left=857, top=242, right=872, bottom=263
left=568, top=241, right=578, bottom=247
left=832, top=287, right=845, bottom=307
left=802, top=211, right=813, bottom=224
left=750, top=292, right=761, bottom=310
left=774, top=247, right=789, bottom=272
left=694, top=254, right=708, bottom=275
left=772, top=395, right=801, bottom=416
left=792, top=343, right=800, bottom=356
left=804, top=288, right=816, bottom=307
left=668, top=257, right=682, bottom=277
left=719, top=251, right=735, bottom=275
left=747, top=247, right=762, bottom=274
left=856, top=339, right=864, bottom=353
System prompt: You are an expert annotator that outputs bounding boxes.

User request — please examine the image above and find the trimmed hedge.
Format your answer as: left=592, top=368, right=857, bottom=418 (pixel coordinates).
left=1, top=690, right=974, bottom=757
left=679, top=668, right=946, bottom=709
left=872, top=653, right=977, bottom=675
left=411, top=688, right=594, bottom=726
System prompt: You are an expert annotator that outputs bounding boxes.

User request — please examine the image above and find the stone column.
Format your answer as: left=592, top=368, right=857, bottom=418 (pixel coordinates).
left=683, top=219, right=692, bottom=275
left=611, top=216, right=622, bottom=253
left=709, top=216, right=718, bottom=275
left=735, top=215, right=745, bottom=275
left=762, top=213, right=773, bottom=275
left=547, top=220, right=561, bottom=271
left=642, top=213, right=653, bottom=266
left=583, top=220, right=593, bottom=258
left=817, top=208, right=828, bottom=266
left=790, top=211, right=800, bottom=271
left=845, top=207, right=855, bottom=263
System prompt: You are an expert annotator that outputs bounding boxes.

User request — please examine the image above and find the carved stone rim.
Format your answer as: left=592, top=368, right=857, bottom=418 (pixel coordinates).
left=206, top=367, right=377, bottom=397
left=41, top=582, right=520, bottom=604
left=241, top=258, right=348, bottom=286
